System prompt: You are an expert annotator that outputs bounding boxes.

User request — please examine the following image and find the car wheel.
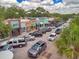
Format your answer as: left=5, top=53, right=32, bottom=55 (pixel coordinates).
left=36, top=54, right=39, bottom=58
left=40, top=35, right=42, bottom=37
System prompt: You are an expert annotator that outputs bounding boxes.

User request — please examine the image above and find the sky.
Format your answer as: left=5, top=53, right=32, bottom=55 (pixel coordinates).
left=0, top=0, right=79, bottom=14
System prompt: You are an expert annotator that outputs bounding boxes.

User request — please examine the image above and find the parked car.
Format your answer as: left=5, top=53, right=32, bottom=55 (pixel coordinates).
left=24, top=35, right=35, bottom=41
left=29, top=32, right=35, bottom=36
left=55, top=21, right=65, bottom=28
left=7, top=38, right=26, bottom=48
left=0, top=50, right=13, bottom=59
left=29, top=31, right=43, bottom=37
left=48, top=33, right=56, bottom=41
left=0, top=44, right=13, bottom=51
left=0, top=41, right=13, bottom=51
left=55, top=23, right=62, bottom=27
left=38, top=28, right=47, bottom=34
left=28, top=41, right=47, bottom=58
left=39, top=27, right=52, bottom=33
left=45, top=27, right=52, bottom=32
left=55, top=28, right=61, bottom=34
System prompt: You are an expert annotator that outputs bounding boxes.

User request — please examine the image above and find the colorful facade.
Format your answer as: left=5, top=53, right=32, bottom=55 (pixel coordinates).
left=8, top=19, right=21, bottom=37
left=6, top=17, right=51, bottom=37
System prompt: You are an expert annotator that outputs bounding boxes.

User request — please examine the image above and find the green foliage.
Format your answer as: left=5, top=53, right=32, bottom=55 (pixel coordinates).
left=0, top=21, right=11, bottom=38
left=0, top=7, right=6, bottom=20
left=5, top=7, right=26, bottom=19
left=26, top=7, right=51, bottom=17
left=55, top=17, right=79, bottom=59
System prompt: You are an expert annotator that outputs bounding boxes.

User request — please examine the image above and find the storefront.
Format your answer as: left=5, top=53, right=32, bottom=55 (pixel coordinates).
left=30, top=19, right=36, bottom=30
left=9, top=19, right=21, bottom=37
left=36, top=17, right=49, bottom=29
left=26, top=19, right=31, bottom=32
left=20, top=20, right=27, bottom=33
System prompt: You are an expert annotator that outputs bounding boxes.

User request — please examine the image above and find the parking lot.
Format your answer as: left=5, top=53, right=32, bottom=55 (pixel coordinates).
left=13, top=30, right=58, bottom=59
left=12, top=24, right=68, bottom=59
left=0, top=19, right=71, bottom=59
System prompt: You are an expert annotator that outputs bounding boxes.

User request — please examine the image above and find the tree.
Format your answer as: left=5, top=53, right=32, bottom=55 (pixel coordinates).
left=26, top=9, right=37, bottom=17
left=0, top=21, right=11, bottom=39
left=5, top=6, right=26, bottom=19
left=25, top=7, right=51, bottom=17
left=56, top=16, right=79, bottom=59
left=0, top=6, right=6, bottom=20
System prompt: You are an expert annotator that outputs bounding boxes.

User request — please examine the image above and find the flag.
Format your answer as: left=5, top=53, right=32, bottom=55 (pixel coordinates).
left=16, top=0, right=23, bottom=3
left=53, top=0, right=63, bottom=4
left=16, top=0, right=30, bottom=3
left=16, top=0, right=44, bottom=3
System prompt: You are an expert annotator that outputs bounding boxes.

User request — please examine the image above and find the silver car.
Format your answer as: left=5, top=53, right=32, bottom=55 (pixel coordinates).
left=28, top=41, right=47, bottom=58
left=24, top=35, right=35, bottom=41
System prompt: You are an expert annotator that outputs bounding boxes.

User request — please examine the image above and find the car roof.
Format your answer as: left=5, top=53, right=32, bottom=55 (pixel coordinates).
left=8, top=37, right=24, bottom=42
left=0, top=50, right=13, bottom=59
left=36, top=41, right=45, bottom=45
left=51, top=33, right=56, bottom=35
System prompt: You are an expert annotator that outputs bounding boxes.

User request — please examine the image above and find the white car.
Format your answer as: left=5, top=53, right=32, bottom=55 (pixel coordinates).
left=0, top=50, right=13, bottom=59
left=7, top=38, right=26, bottom=48
left=24, top=35, right=35, bottom=41
left=48, top=33, right=56, bottom=41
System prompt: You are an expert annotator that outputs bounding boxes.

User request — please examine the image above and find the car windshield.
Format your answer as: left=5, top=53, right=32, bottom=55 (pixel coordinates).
left=57, top=29, right=61, bottom=31
left=32, top=44, right=40, bottom=50
left=50, top=35, right=55, bottom=37
left=0, top=45, right=9, bottom=51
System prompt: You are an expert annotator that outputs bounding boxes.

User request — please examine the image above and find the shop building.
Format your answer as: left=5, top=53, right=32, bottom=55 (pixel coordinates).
left=26, top=18, right=36, bottom=32
left=8, top=19, right=21, bottom=37
left=36, top=17, right=49, bottom=29
left=20, top=19, right=27, bottom=33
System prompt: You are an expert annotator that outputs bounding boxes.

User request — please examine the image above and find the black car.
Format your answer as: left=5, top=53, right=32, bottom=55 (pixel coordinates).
left=28, top=41, right=47, bottom=58
left=29, top=31, right=43, bottom=37
left=55, top=21, right=65, bottom=27
left=55, top=28, right=61, bottom=34
left=29, top=32, right=34, bottom=36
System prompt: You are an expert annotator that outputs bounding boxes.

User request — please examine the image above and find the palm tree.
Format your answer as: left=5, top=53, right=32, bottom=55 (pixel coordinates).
left=55, top=17, right=79, bottom=59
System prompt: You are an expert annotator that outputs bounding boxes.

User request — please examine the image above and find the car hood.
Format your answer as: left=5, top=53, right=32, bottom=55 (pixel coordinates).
left=28, top=49, right=38, bottom=55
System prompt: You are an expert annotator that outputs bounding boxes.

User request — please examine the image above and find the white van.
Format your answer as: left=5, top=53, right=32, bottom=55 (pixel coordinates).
left=7, top=38, right=27, bottom=48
